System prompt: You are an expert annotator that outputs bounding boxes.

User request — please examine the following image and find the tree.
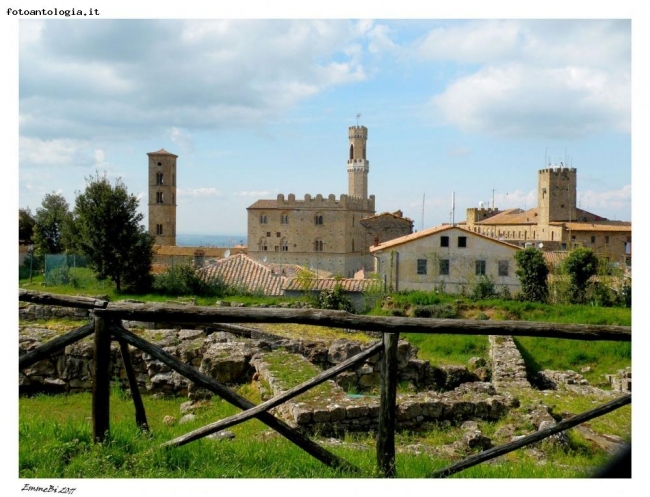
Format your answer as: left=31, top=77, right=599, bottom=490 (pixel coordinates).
left=73, top=173, right=154, bottom=292
left=514, top=247, right=549, bottom=303
left=563, top=247, right=599, bottom=304
left=19, top=208, right=35, bottom=244
left=31, top=193, right=74, bottom=256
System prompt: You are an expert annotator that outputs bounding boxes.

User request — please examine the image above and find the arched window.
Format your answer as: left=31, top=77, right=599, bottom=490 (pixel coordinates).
left=314, top=213, right=323, bottom=225
left=281, top=212, right=289, bottom=224
left=260, top=213, right=268, bottom=224
left=349, top=144, right=354, bottom=160
left=281, top=238, right=289, bottom=252
left=314, top=239, right=323, bottom=252
left=156, top=191, right=164, bottom=204
left=259, top=237, right=268, bottom=251
left=156, top=172, right=164, bottom=185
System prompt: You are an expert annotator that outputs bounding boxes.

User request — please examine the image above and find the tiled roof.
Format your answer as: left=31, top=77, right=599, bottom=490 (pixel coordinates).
left=474, top=208, right=538, bottom=225
left=153, top=245, right=247, bottom=257
left=147, top=148, right=178, bottom=157
left=283, top=278, right=381, bottom=293
left=247, top=199, right=279, bottom=210
left=542, top=251, right=570, bottom=267
left=370, top=224, right=521, bottom=252
left=360, top=211, right=414, bottom=223
left=197, top=253, right=287, bottom=296
left=556, top=221, right=632, bottom=232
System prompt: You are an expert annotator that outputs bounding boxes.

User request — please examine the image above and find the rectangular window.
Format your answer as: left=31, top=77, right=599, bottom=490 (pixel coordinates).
left=266, top=232, right=271, bottom=237
left=439, top=259, right=450, bottom=276
left=458, top=236, right=467, bottom=248
left=417, top=259, right=427, bottom=275
left=605, top=236, right=610, bottom=244
left=440, top=236, right=449, bottom=247
left=498, top=260, right=509, bottom=277
left=276, top=232, right=281, bottom=237
left=591, top=235, right=596, bottom=244
left=475, top=260, right=486, bottom=276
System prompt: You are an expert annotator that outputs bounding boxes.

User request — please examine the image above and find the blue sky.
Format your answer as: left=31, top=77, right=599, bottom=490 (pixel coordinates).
left=14, top=13, right=634, bottom=237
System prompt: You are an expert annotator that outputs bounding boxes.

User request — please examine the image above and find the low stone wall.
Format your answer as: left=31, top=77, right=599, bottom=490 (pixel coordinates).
left=489, top=335, right=531, bottom=389
left=251, top=349, right=517, bottom=436
left=19, top=303, right=93, bottom=321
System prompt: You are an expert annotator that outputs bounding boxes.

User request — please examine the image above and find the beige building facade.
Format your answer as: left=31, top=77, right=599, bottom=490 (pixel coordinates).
left=147, top=148, right=178, bottom=246
left=463, top=167, right=631, bottom=263
left=247, top=126, right=412, bottom=277
left=370, top=225, right=521, bottom=294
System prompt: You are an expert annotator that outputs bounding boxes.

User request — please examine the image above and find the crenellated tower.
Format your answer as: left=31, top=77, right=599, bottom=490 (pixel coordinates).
left=538, top=166, right=577, bottom=224
left=147, top=148, right=177, bottom=246
left=347, top=125, right=369, bottom=199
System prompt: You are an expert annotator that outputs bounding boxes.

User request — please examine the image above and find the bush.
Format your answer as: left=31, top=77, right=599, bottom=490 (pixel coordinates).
left=471, top=276, right=497, bottom=301
left=154, top=262, right=229, bottom=297
left=515, top=248, right=549, bottom=303
left=316, top=284, right=354, bottom=312
left=412, top=304, right=457, bottom=319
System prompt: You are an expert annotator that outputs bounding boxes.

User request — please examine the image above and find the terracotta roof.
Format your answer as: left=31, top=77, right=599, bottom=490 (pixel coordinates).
left=147, top=148, right=178, bottom=157
left=153, top=245, right=247, bottom=258
left=556, top=221, right=632, bottom=232
left=474, top=208, right=538, bottom=225
left=197, top=254, right=288, bottom=296
left=360, top=211, right=414, bottom=223
left=247, top=199, right=279, bottom=210
left=369, top=224, right=521, bottom=252
left=283, top=278, right=381, bottom=293
left=542, top=251, right=570, bottom=267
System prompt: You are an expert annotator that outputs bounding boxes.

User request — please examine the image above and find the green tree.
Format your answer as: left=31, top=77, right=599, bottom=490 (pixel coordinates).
left=514, top=247, right=549, bottom=303
left=563, top=247, right=599, bottom=304
left=73, top=173, right=154, bottom=292
left=31, top=193, right=74, bottom=256
left=19, top=208, right=35, bottom=244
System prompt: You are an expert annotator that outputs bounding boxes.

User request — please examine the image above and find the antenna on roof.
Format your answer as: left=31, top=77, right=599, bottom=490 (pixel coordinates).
left=421, top=193, right=425, bottom=231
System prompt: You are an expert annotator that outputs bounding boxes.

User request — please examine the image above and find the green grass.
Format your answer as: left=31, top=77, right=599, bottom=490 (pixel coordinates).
left=401, top=333, right=489, bottom=366
left=19, top=389, right=621, bottom=478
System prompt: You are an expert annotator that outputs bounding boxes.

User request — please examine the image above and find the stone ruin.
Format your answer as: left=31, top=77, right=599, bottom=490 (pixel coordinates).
left=18, top=302, right=631, bottom=442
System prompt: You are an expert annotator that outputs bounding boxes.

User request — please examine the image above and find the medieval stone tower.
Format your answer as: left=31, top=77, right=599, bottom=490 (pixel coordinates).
left=147, top=148, right=177, bottom=246
left=537, top=166, right=577, bottom=224
left=347, top=126, right=369, bottom=199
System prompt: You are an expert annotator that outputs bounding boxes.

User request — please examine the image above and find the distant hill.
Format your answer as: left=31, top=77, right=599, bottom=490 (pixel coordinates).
left=176, top=234, right=246, bottom=247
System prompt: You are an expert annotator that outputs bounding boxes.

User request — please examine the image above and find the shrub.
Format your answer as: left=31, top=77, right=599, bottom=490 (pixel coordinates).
left=471, top=276, right=497, bottom=301
left=412, top=304, right=457, bottom=319
left=316, top=284, right=354, bottom=312
left=515, top=248, right=549, bottom=303
left=154, top=261, right=229, bottom=297
left=563, top=247, right=599, bottom=304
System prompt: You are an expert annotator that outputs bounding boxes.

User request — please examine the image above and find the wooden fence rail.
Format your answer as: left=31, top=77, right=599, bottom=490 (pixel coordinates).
left=19, top=291, right=632, bottom=478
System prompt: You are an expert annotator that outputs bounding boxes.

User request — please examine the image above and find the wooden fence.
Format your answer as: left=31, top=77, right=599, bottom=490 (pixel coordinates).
left=18, top=289, right=632, bottom=478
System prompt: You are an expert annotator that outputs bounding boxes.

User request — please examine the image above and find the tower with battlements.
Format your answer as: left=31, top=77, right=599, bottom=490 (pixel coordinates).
left=347, top=126, right=369, bottom=199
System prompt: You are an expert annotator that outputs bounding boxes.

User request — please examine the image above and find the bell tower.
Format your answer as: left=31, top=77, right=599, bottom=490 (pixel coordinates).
left=147, top=148, right=177, bottom=246
left=347, top=125, right=369, bottom=199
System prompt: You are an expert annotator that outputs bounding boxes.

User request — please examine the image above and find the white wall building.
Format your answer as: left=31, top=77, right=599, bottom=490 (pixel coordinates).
left=370, top=225, right=522, bottom=295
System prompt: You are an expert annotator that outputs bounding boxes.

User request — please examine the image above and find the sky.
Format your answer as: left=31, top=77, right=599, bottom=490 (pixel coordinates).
left=14, top=12, right=634, bottom=238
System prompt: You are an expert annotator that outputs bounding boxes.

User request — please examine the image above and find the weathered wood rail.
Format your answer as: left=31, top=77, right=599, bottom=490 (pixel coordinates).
left=19, top=290, right=632, bottom=478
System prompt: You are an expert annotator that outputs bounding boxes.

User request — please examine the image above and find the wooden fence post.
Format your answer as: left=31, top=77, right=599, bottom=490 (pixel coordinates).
left=377, top=332, right=399, bottom=478
left=117, top=338, right=149, bottom=432
left=92, top=316, right=111, bottom=443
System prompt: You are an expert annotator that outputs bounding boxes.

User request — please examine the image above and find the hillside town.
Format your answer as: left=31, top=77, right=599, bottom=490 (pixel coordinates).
left=137, top=124, right=631, bottom=302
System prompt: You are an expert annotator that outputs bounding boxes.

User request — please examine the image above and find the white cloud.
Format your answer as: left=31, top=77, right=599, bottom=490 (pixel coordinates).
left=234, top=191, right=272, bottom=197
left=578, top=185, right=631, bottom=216
left=432, top=64, right=629, bottom=138
left=20, top=137, right=83, bottom=165
left=177, top=187, right=222, bottom=198
left=416, top=20, right=630, bottom=139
